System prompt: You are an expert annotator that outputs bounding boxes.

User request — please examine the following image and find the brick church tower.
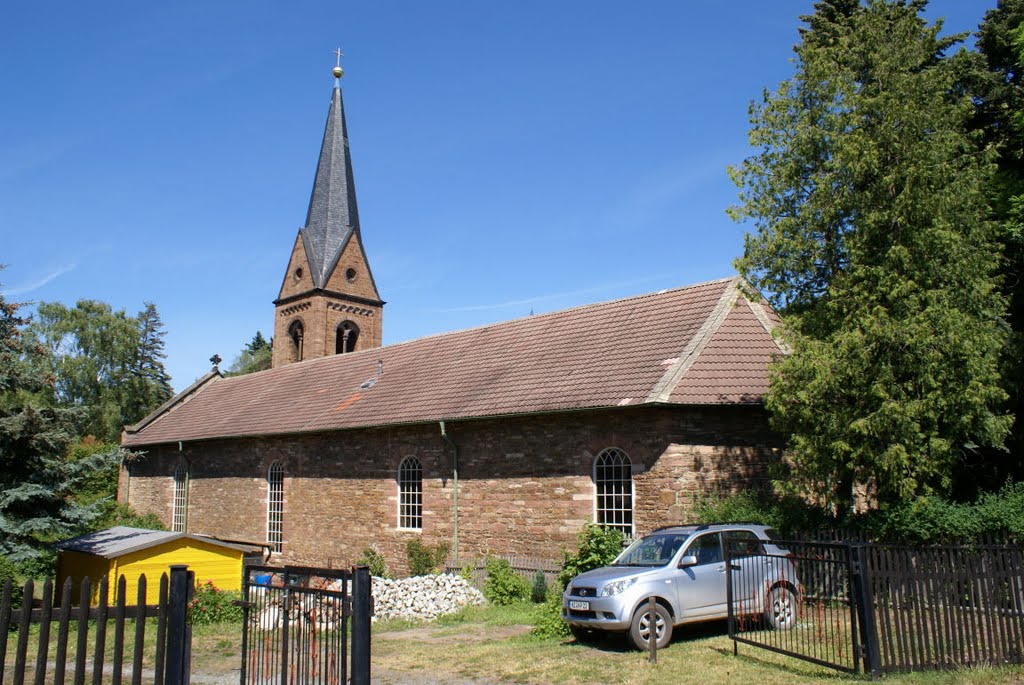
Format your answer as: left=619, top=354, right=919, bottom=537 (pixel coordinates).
left=272, top=64, right=384, bottom=368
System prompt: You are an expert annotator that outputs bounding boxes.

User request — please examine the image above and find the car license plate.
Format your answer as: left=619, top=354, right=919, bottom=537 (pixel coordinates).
left=569, top=600, right=590, bottom=611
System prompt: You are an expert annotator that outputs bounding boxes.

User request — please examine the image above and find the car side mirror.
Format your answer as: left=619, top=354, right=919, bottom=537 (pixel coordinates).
left=678, top=555, right=698, bottom=568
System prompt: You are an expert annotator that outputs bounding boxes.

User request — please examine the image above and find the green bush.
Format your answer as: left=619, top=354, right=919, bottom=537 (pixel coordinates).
left=558, top=524, right=625, bottom=588
left=530, top=585, right=570, bottom=639
left=531, top=523, right=625, bottom=639
left=530, top=570, right=547, bottom=603
left=0, top=555, right=23, bottom=607
left=863, top=482, right=1024, bottom=544
left=187, top=580, right=243, bottom=625
left=483, top=557, right=530, bottom=605
left=406, top=539, right=450, bottom=576
left=689, top=483, right=1024, bottom=544
left=355, top=547, right=392, bottom=579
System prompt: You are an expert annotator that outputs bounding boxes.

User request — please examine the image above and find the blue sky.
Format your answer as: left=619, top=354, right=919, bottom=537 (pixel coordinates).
left=1, top=1, right=996, bottom=392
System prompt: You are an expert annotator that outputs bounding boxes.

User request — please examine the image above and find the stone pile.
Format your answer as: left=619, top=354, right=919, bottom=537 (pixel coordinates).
left=371, top=573, right=485, bottom=621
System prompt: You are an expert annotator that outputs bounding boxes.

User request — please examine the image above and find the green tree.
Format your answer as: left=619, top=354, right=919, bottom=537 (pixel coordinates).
left=0, top=282, right=106, bottom=562
left=968, top=0, right=1024, bottom=494
left=131, top=302, right=173, bottom=411
left=731, top=0, right=1011, bottom=513
left=226, top=331, right=272, bottom=376
left=31, top=300, right=173, bottom=442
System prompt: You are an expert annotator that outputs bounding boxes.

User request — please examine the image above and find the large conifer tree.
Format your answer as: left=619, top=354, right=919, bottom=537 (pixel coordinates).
left=731, top=0, right=1011, bottom=512
left=0, top=284, right=104, bottom=561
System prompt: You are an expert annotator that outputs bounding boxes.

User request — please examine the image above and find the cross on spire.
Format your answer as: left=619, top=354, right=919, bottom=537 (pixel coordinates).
left=332, top=48, right=344, bottom=79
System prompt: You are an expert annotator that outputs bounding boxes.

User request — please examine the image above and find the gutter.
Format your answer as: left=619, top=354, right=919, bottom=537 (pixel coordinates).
left=439, top=421, right=459, bottom=567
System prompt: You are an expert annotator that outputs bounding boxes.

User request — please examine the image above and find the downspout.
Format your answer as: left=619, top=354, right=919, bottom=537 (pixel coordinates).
left=439, top=421, right=459, bottom=567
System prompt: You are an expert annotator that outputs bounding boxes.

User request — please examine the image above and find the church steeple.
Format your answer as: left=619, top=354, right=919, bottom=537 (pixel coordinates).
left=301, top=83, right=360, bottom=289
left=272, top=59, right=384, bottom=369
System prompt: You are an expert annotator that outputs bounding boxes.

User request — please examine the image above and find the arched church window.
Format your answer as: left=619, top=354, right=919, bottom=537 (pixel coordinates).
left=594, top=447, right=633, bottom=535
left=172, top=464, right=187, bottom=532
left=336, top=320, right=360, bottom=354
left=288, top=320, right=304, bottom=362
left=267, top=462, right=284, bottom=552
left=397, top=457, right=422, bottom=530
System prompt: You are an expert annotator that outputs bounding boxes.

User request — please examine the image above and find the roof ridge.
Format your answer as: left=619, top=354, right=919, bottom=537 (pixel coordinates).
left=381, top=275, right=740, bottom=350
left=644, top=277, right=741, bottom=403
left=213, top=276, right=741, bottom=384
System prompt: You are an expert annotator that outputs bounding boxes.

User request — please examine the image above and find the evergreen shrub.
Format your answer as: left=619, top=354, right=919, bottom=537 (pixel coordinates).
left=355, top=546, right=392, bottom=579
left=406, top=539, right=449, bottom=576
left=483, top=557, right=529, bottom=605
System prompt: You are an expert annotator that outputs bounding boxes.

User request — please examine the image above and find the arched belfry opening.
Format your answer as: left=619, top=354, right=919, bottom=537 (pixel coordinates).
left=336, top=320, right=360, bottom=354
left=288, top=320, right=304, bottom=363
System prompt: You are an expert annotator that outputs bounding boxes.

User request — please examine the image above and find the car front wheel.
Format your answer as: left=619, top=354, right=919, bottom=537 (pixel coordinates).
left=628, top=601, right=672, bottom=651
left=766, top=585, right=797, bottom=630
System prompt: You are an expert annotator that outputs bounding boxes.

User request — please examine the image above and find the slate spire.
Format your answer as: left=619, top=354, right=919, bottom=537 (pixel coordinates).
left=300, top=73, right=361, bottom=289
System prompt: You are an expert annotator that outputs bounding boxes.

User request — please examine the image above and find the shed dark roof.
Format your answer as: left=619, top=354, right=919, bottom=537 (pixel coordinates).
left=56, top=526, right=261, bottom=558
left=123, top=277, right=783, bottom=448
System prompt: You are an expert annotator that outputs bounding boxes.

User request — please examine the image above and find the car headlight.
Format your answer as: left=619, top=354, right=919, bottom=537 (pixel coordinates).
left=601, top=577, right=638, bottom=597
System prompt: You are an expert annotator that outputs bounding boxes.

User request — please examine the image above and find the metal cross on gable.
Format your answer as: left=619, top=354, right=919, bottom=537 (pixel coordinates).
left=334, top=47, right=344, bottom=68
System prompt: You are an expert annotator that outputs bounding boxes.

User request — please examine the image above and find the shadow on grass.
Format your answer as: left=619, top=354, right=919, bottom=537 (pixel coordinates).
left=570, top=618, right=734, bottom=653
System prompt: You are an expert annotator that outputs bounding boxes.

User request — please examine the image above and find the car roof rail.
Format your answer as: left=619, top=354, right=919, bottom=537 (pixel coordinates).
left=649, top=521, right=767, bottom=533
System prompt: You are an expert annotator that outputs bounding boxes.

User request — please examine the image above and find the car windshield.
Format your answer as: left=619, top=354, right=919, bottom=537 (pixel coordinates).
left=612, top=533, right=689, bottom=567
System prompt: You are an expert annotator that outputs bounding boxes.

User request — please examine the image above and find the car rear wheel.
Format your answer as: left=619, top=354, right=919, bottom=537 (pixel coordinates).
left=628, top=602, right=672, bottom=651
left=766, top=585, right=796, bottom=630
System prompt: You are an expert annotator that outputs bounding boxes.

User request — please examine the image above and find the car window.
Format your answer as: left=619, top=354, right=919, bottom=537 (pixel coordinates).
left=614, top=534, right=688, bottom=566
left=684, top=533, right=722, bottom=566
left=725, top=530, right=764, bottom=558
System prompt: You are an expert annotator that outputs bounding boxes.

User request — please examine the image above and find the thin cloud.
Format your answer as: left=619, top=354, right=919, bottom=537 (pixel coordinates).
left=437, top=275, right=669, bottom=313
left=2, top=264, right=77, bottom=296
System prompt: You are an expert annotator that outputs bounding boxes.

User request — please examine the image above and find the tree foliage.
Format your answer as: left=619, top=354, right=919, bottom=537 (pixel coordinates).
left=731, top=0, right=1011, bottom=512
left=0, top=283, right=106, bottom=562
left=969, top=0, right=1024, bottom=494
left=226, top=331, right=272, bottom=376
left=30, top=300, right=173, bottom=442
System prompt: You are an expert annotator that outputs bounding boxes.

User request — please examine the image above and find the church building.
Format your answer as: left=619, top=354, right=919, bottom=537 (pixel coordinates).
left=119, top=66, right=785, bottom=573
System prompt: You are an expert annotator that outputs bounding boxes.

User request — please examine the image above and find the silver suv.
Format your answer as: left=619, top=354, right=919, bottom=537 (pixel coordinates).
left=562, top=523, right=799, bottom=650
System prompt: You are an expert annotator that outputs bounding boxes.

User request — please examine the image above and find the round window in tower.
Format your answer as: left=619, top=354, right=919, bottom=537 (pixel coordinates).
left=293, top=267, right=304, bottom=282
left=345, top=267, right=357, bottom=283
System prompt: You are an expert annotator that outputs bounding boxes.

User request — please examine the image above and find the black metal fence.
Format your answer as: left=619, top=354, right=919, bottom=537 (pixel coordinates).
left=240, top=564, right=372, bottom=685
left=0, top=564, right=193, bottom=685
left=727, top=537, right=1024, bottom=676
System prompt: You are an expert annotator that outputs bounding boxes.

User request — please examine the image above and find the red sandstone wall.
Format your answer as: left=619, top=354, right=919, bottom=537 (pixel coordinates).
left=121, top=406, right=779, bottom=575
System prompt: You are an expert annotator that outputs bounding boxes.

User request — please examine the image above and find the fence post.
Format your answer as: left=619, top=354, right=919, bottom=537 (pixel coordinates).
left=164, top=565, right=194, bottom=685
left=849, top=545, right=881, bottom=677
left=351, top=565, right=372, bottom=685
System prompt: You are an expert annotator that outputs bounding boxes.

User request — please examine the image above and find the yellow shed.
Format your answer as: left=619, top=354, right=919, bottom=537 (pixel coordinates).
left=56, top=526, right=263, bottom=605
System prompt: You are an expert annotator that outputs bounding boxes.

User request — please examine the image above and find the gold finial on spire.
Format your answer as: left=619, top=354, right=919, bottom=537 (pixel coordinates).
left=333, top=48, right=344, bottom=79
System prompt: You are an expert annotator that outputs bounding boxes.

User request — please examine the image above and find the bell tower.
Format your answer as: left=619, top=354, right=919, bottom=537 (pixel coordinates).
left=272, top=58, right=384, bottom=368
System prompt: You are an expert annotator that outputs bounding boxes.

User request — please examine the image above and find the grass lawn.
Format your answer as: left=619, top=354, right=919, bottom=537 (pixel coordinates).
left=369, top=602, right=1024, bottom=684
left=6, top=601, right=1024, bottom=684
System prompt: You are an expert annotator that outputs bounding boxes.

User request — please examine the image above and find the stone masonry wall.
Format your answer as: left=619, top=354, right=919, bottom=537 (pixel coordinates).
left=121, top=406, right=779, bottom=575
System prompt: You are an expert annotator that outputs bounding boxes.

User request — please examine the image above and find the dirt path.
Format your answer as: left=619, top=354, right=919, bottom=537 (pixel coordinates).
left=370, top=623, right=532, bottom=684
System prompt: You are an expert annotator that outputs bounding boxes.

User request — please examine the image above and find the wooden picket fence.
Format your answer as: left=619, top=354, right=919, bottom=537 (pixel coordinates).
left=0, top=565, right=193, bottom=685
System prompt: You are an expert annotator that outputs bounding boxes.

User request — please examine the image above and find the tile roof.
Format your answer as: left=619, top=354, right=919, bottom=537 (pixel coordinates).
left=123, top=277, right=783, bottom=447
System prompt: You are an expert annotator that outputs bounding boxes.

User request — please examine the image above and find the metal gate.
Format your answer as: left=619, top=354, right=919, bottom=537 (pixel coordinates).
left=726, top=536, right=863, bottom=674
left=240, top=565, right=371, bottom=685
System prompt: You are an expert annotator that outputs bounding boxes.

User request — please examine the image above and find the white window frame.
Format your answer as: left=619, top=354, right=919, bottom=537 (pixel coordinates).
left=172, top=464, right=188, bottom=532
left=397, top=457, right=423, bottom=530
left=267, top=462, right=284, bottom=552
left=593, top=447, right=634, bottom=536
